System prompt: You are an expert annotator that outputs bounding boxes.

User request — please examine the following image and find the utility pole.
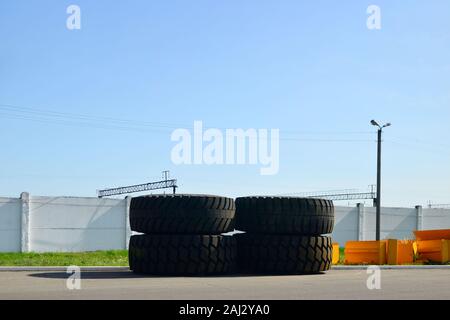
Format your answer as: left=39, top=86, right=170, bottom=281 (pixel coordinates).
left=370, top=120, right=391, bottom=241
left=376, top=128, right=382, bottom=241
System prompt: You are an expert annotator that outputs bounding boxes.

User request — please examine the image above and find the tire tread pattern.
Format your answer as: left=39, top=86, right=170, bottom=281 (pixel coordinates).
left=130, top=194, right=235, bottom=234
left=235, top=197, right=334, bottom=235
left=238, top=234, right=332, bottom=274
left=129, top=234, right=237, bottom=275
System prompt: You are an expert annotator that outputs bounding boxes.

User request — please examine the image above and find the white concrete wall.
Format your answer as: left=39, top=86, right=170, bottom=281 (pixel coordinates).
left=0, top=194, right=129, bottom=253
left=422, top=208, right=450, bottom=230
left=363, top=207, right=418, bottom=241
left=332, top=206, right=359, bottom=244
left=0, top=197, right=21, bottom=252
left=29, top=196, right=127, bottom=252
left=0, top=193, right=450, bottom=252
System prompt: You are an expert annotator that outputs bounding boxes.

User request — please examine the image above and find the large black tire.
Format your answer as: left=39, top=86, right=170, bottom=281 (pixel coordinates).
left=130, top=194, right=235, bottom=234
left=129, top=234, right=237, bottom=275
left=235, top=197, right=334, bottom=235
left=238, top=234, right=332, bottom=274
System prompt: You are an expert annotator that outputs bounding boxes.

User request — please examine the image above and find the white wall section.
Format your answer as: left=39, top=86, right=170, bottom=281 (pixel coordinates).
left=0, top=194, right=449, bottom=252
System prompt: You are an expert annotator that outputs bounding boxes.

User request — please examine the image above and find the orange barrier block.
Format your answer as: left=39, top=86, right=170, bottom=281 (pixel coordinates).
left=386, top=239, right=414, bottom=265
left=413, top=241, right=418, bottom=256
left=381, top=239, right=389, bottom=256
left=386, top=239, right=397, bottom=265
left=414, top=229, right=450, bottom=241
left=398, top=240, right=415, bottom=264
left=332, top=243, right=340, bottom=264
left=416, top=239, right=449, bottom=263
left=344, top=241, right=387, bottom=265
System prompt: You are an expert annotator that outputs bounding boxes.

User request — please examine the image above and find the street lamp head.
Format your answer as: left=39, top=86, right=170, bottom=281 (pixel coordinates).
left=370, top=120, right=380, bottom=127
left=383, top=123, right=392, bottom=128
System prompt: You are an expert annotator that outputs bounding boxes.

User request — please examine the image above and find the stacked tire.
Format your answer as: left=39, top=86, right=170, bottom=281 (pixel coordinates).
left=128, top=194, right=237, bottom=275
left=235, top=197, right=334, bottom=274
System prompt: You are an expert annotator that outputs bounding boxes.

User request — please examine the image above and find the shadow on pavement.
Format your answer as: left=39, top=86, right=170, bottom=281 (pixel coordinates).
left=29, top=271, right=326, bottom=280
left=29, top=271, right=151, bottom=279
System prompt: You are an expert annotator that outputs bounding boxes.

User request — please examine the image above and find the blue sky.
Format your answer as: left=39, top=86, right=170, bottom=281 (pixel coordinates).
left=0, top=1, right=449, bottom=207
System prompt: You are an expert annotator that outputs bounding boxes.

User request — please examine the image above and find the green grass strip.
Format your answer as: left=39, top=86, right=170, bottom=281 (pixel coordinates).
left=0, top=250, right=129, bottom=266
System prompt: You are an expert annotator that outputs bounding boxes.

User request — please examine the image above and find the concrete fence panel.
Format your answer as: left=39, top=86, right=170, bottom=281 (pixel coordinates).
left=422, top=208, right=450, bottom=230
left=332, top=206, right=359, bottom=244
left=29, top=196, right=127, bottom=252
left=0, top=197, right=21, bottom=252
left=363, top=207, right=417, bottom=241
left=0, top=193, right=449, bottom=252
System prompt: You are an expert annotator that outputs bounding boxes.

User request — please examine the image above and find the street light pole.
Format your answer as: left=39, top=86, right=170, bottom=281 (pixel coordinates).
left=376, top=128, right=382, bottom=241
left=370, top=120, right=391, bottom=241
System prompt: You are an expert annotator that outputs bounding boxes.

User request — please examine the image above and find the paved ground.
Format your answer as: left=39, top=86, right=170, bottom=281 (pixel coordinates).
left=0, top=269, right=449, bottom=299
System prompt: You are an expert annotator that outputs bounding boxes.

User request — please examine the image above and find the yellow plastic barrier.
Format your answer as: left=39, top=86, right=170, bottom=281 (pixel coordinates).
left=344, top=241, right=387, bottom=265
left=414, top=229, right=450, bottom=241
left=386, top=239, right=414, bottom=265
left=332, top=243, right=340, bottom=264
left=416, top=239, right=450, bottom=263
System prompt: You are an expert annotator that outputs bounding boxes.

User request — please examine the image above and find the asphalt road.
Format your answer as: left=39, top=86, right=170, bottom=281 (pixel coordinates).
left=0, top=269, right=449, bottom=300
